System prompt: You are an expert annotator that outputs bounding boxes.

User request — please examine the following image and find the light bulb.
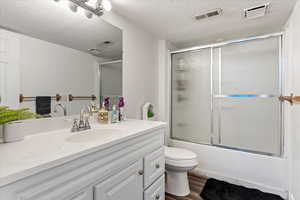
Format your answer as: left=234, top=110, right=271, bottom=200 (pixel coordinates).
left=69, top=2, right=78, bottom=12
left=85, top=0, right=98, bottom=9
left=102, top=0, right=112, bottom=11
left=85, top=10, right=93, bottom=19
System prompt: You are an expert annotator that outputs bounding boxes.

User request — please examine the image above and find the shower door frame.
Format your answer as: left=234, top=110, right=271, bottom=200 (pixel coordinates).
left=99, top=59, right=123, bottom=105
left=169, top=32, right=284, bottom=157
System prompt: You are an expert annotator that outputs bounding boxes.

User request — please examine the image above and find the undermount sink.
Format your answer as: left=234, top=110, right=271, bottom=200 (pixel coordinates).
left=65, top=129, right=123, bottom=143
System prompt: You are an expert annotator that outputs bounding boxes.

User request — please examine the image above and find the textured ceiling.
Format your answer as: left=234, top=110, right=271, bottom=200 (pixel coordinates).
left=111, top=0, right=297, bottom=48
left=0, top=0, right=122, bottom=59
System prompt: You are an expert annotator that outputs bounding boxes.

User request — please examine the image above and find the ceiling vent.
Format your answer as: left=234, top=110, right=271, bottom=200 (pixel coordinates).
left=244, top=3, right=270, bottom=19
left=195, top=8, right=222, bottom=21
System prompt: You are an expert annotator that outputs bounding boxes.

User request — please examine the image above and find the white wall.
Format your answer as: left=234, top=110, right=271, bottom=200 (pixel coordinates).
left=0, top=29, right=20, bottom=109
left=13, top=31, right=106, bottom=116
left=157, top=40, right=169, bottom=122
left=285, top=1, right=300, bottom=199
left=103, top=12, right=159, bottom=119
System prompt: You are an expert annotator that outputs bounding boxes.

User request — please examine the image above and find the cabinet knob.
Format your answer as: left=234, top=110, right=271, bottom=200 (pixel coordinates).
left=155, top=164, right=160, bottom=169
left=138, top=170, right=144, bottom=175
left=155, top=194, right=160, bottom=200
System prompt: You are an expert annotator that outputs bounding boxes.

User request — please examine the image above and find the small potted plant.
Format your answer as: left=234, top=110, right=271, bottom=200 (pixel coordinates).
left=0, top=106, right=38, bottom=143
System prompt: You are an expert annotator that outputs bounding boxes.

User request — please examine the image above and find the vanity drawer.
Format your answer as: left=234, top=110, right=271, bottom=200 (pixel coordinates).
left=144, top=175, right=165, bottom=200
left=144, top=147, right=165, bottom=188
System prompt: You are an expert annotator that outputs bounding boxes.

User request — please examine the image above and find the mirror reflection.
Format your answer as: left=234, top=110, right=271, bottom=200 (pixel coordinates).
left=0, top=0, right=122, bottom=117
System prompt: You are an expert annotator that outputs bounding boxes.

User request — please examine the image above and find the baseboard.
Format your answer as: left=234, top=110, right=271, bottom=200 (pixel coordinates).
left=289, top=193, right=295, bottom=200
left=192, top=167, right=288, bottom=199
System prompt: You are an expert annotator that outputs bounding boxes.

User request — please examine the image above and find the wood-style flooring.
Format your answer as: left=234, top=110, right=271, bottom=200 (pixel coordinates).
left=165, top=173, right=207, bottom=200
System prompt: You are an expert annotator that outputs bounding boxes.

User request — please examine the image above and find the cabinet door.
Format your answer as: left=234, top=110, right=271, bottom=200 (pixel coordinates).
left=144, top=175, right=165, bottom=200
left=144, top=147, right=165, bottom=188
left=64, top=187, right=93, bottom=200
left=94, top=159, right=143, bottom=200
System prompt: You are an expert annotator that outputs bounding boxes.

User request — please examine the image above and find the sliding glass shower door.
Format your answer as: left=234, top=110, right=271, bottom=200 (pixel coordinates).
left=171, top=48, right=212, bottom=144
left=212, top=37, right=282, bottom=155
left=171, top=35, right=283, bottom=156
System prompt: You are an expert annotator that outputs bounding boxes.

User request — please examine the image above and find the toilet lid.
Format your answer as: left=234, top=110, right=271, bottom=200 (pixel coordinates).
left=165, top=146, right=197, bottom=161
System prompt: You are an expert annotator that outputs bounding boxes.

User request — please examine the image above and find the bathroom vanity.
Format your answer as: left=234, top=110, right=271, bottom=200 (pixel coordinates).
left=0, top=120, right=166, bottom=200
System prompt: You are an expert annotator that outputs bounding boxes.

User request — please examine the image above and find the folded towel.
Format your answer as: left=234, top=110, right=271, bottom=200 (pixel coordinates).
left=35, top=96, right=51, bottom=115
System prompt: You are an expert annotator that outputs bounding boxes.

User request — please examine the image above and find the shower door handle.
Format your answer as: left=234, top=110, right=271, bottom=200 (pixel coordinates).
left=279, top=93, right=300, bottom=105
left=214, top=94, right=276, bottom=98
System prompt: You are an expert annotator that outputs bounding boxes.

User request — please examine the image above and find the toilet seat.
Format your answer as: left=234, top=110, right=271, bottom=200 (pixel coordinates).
left=165, top=146, right=198, bottom=168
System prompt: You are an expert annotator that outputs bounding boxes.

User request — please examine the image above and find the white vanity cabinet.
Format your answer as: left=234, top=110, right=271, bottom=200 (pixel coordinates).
left=64, top=188, right=93, bottom=200
left=94, top=159, right=144, bottom=200
left=0, top=127, right=165, bottom=200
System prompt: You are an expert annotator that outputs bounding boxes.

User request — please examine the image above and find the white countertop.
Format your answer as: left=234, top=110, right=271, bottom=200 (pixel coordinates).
left=0, top=119, right=166, bottom=187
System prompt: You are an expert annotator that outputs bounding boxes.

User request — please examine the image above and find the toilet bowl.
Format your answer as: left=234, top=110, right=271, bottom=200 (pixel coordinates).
left=165, top=146, right=198, bottom=196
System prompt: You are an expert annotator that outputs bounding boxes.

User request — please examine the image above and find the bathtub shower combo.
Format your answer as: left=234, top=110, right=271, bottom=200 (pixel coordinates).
left=171, top=33, right=283, bottom=157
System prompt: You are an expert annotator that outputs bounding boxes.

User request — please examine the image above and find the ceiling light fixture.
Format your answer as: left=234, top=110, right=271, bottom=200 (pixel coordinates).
left=53, top=0, right=112, bottom=18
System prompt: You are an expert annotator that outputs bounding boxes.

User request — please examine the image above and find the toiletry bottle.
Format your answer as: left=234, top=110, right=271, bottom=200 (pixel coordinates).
left=104, top=97, right=110, bottom=110
left=111, top=105, right=119, bottom=124
left=90, top=102, right=97, bottom=113
left=118, top=97, right=125, bottom=121
left=89, top=102, right=99, bottom=122
left=98, top=102, right=108, bottom=124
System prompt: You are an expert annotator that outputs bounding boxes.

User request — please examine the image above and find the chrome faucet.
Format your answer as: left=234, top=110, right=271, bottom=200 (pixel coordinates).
left=71, top=119, right=79, bottom=132
left=54, top=103, right=67, bottom=116
left=71, top=108, right=91, bottom=132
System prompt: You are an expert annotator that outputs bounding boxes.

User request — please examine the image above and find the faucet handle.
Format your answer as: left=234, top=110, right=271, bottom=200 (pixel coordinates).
left=78, top=119, right=85, bottom=130
left=71, top=119, right=79, bottom=132
left=84, top=117, right=91, bottom=130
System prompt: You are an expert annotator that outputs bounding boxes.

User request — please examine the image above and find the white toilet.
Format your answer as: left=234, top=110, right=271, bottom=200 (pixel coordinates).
left=165, top=146, right=198, bottom=196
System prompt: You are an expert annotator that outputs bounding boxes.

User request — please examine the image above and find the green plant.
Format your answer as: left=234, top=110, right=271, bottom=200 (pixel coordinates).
left=0, top=106, right=39, bottom=125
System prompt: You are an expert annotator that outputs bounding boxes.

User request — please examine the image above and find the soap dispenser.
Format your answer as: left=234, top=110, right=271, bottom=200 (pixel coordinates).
left=98, top=102, right=108, bottom=124
left=111, top=105, right=119, bottom=124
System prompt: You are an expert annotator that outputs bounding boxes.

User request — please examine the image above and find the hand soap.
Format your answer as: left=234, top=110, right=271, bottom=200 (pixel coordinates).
left=111, top=105, right=119, bottom=124
left=118, top=97, right=125, bottom=121
left=98, top=102, right=108, bottom=124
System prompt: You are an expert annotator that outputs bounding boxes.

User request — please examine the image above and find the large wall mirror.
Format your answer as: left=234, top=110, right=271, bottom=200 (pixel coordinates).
left=0, top=0, right=122, bottom=117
